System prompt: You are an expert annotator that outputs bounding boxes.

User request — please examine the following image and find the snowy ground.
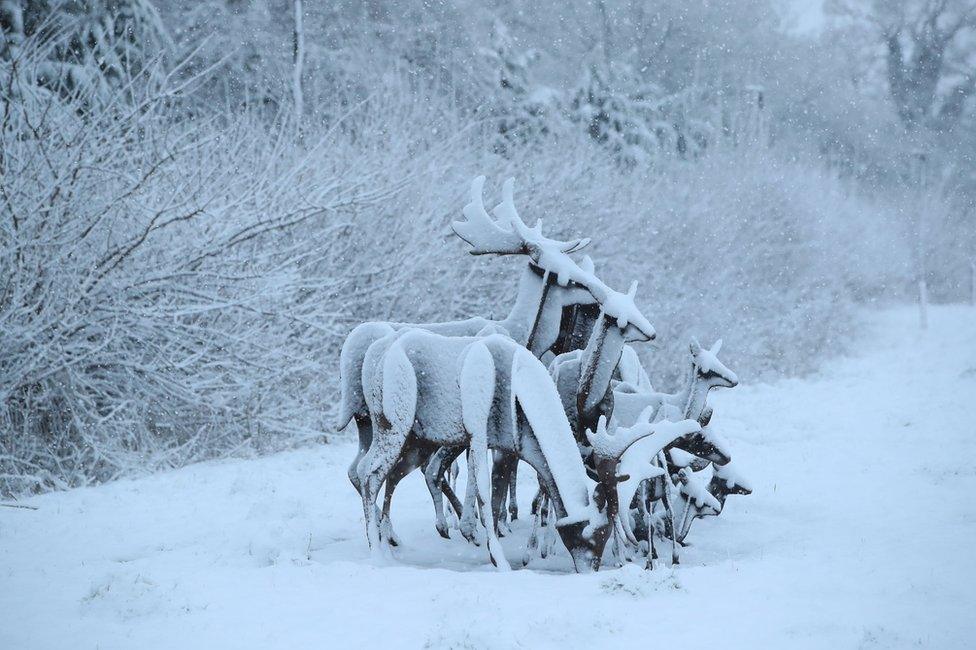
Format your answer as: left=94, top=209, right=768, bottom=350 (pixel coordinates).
left=2, top=305, right=975, bottom=649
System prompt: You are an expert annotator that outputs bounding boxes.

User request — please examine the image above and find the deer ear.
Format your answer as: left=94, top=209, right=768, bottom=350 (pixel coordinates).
left=711, top=338, right=723, bottom=355
left=615, top=472, right=631, bottom=482
left=689, top=337, right=702, bottom=356
left=560, top=237, right=591, bottom=254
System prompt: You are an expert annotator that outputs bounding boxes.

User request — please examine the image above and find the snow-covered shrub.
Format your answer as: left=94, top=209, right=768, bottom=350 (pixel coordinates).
left=569, top=62, right=668, bottom=166
left=483, top=140, right=912, bottom=386
left=0, top=39, right=449, bottom=495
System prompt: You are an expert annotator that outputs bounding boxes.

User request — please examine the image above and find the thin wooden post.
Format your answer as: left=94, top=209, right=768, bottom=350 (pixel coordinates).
left=918, top=279, right=928, bottom=330
left=970, top=260, right=975, bottom=306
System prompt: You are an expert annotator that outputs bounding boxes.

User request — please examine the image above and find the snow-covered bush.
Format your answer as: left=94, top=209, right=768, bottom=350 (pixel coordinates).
left=1, top=0, right=172, bottom=103
left=484, top=140, right=912, bottom=386
left=0, top=6, right=940, bottom=497
left=0, top=37, right=451, bottom=495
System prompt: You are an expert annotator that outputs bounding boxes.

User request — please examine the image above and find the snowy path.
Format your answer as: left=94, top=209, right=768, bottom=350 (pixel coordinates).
left=2, top=306, right=975, bottom=649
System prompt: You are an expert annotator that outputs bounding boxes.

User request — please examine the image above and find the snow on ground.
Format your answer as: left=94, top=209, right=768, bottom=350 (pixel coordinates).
left=2, top=306, right=975, bottom=649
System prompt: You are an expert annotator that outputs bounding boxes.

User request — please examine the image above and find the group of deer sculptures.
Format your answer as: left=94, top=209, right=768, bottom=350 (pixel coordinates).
left=337, top=175, right=752, bottom=573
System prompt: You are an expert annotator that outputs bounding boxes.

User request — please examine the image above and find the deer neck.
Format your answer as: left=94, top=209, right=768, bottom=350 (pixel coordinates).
left=517, top=424, right=592, bottom=525
left=498, top=264, right=548, bottom=349
left=577, top=317, right=626, bottom=427
left=680, top=366, right=711, bottom=421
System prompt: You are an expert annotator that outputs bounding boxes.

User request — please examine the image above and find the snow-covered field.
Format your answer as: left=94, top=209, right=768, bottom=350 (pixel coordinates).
left=2, top=305, right=975, bottom=649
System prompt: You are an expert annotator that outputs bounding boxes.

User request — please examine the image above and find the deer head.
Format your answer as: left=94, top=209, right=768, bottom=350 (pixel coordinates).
left=576, top=281, right=656, bottom=436
left=556, top=415, right=699, bottom=571
left=454, top=176, right=600, bottom=355
left=689, top=338, right=738, bottom=389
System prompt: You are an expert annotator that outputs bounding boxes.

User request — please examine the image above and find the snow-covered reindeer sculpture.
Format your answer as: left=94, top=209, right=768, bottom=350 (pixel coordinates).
left=421, top=270, right=663, bottom=547
left=339, top=176, right=600, bottom=540
left=354, top=270, right=700, bottom=571
left=612, top=338, right=751, bottom=557
left=355, top=327, right=700, bottom=571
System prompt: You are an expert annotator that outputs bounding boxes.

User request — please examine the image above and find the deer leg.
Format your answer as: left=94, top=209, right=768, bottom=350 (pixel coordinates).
left=458, top=450, right=483, bottom=546
left=357, top=427, right=408, bottom=557
left=539, top=492, right=555, bottom=559
left=443, top=459, right=464, bottom=520
left=380, top=439, right=435, bottom=548
left=347, top=413, right=373, bottom=495
left=523, top=501, right=542, bottom=567
left=507, top=461, right=519, bottom=522
left=469, top=424, right=510, bottom=570
left=523, top=477, right=553, bottom=565
left=491, top=451, right=518, bottom=536
left=656, top=452, right=680, bottom=566
left=442, top=479, right=464, bottom=521
left=424, top=446, right=463, bottom=539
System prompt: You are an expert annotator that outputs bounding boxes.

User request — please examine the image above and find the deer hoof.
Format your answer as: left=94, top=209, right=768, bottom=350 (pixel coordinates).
left=379, top=516, right=400, bottom=547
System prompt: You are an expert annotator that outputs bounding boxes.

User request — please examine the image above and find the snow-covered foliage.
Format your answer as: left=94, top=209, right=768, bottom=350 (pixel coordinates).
left=0, top=24, right=441, bottom=496
left=2, top=0, right=972, bottom=499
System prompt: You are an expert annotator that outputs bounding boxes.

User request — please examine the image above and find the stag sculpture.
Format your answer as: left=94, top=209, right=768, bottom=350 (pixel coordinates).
left=672, top=458, right=753, bottom=544
left=339, top=176, right=602, bottom=540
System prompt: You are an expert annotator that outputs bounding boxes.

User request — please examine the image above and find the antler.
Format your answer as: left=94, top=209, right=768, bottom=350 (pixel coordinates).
left=452, top=176, right=590, bottom=257
left=586, top=415, right=700, bottom=461
left=452, top=176, right=526, bottom=255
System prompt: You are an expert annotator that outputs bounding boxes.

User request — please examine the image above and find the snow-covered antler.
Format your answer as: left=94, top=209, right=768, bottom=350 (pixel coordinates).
left=586, top=415, right=700, bottom=461
left=452, top=176, right=525, bottom=255
left=452, top=176, right=589, bottom=258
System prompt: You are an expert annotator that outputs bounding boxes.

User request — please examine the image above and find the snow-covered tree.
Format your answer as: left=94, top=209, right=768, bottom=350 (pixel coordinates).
left=1, top=0, right=172, bottom=104
left=569, top=61, right=669, bottom=165
left=478, top=19, right=560, bottom=155
left=831, top=0, right=976, bottom=133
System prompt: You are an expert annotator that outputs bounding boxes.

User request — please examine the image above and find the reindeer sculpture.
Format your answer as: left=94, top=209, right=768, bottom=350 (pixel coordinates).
left=613, top=339, right=738, bottom=460
left=422, top=271, right=660, bottom=545
left=339, top=176, right=601, bottom=539
left=671, top=458, right=753, bottom=544
left=525, top=336, right=740, bottom=565
left=611, top=338, right=743, bottom=558
left=355, top=323, right=700, bottom=571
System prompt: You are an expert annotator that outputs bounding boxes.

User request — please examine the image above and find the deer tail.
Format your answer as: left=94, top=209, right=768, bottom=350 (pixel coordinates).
left=378, top=338, right=417, bottom=435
